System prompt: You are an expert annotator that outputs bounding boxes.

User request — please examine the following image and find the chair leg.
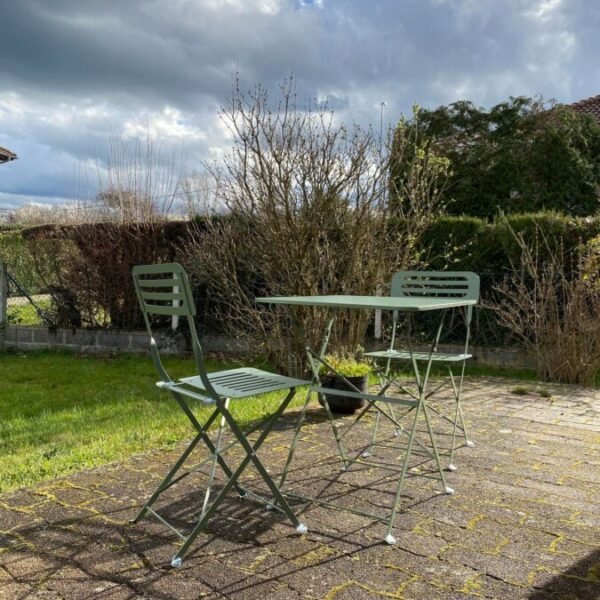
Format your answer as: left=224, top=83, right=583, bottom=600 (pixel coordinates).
left=420, top=399, right=452, bottom=495
left=131, top=406, right=222, bottom=523
left=176, top=396, right=248, bottom=498
left=384, top=398, right=424, bottom=544
left=221, top=390, right=305, bottom=530
left=447, top=364, right=473, bottom=471
left=278, top=387, right=312, bottom=490
left=171, top=389, right=306, bottom=567
left=319, top=393, right=351, bottom=470
left=363, top=407, right=382, bottom=458
left=199, top=399, right=229, bottom=518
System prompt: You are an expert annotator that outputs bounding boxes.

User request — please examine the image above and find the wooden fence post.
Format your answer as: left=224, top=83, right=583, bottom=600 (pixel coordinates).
left=0, top=261, right=7, bottom=327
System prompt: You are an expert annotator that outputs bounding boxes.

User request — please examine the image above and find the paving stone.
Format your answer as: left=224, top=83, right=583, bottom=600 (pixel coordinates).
left=140, top=573, right=214, bottom=599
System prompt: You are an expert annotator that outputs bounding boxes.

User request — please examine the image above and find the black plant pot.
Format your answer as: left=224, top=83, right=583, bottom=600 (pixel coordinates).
left=319, top=374, right=367, bottom=415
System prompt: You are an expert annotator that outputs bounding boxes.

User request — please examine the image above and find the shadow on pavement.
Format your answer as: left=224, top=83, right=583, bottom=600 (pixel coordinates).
left=528, top=548, right=600, bottom=600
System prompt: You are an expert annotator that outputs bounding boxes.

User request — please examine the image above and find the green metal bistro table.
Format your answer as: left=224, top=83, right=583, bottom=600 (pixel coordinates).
left=256, top=294, right=477, bottom=544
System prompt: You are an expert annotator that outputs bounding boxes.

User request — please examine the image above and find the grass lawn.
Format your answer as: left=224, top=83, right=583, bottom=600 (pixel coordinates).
left=0, top=350, right=311, bottom=493
left=7, top=298, right=51, bottom=326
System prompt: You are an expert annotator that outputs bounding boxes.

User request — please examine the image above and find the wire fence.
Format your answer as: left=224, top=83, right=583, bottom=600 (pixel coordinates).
left=2, top=267, right=56, bottom=328
left=0, top=208, right=15, bottom=224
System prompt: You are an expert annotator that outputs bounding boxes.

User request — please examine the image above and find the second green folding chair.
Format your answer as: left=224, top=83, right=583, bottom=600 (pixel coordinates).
left=364, top=271, right=480, bottom=471
left=131, top=263, right=309, bottom=567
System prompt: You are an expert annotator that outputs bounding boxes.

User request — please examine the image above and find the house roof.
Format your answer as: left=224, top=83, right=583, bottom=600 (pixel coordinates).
left=0, top=145, right=18, bottom=164
left=568, top=94, right=600, bottom=122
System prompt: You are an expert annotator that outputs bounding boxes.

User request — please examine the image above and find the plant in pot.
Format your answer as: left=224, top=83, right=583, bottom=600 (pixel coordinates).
left=318, top=354, right=373, bottom=415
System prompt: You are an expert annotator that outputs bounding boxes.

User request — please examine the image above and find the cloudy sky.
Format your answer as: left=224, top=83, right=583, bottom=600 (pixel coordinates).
left=0, top=0, right=599, bottom=210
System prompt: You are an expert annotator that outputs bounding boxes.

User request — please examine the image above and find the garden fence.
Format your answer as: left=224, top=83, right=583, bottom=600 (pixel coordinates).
left=0, top=261, right=55, bottom=328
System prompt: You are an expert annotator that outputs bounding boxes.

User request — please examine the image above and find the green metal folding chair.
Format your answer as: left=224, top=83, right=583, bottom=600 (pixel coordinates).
left=364, top=271, right=480, bottom=470
left=131, top=263, right=308, bottom=567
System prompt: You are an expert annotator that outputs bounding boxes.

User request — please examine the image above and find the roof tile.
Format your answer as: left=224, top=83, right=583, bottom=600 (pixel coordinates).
left=568, top=94, right=600, bottom=122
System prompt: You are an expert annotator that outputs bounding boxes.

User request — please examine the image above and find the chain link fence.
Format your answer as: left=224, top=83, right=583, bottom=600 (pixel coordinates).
left=0, top=262, right=55, bottom=328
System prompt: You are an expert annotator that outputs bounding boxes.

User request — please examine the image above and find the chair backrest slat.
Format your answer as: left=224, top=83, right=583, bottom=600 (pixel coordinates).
left=140, top=304, right=191, bottom=317
left=138, top=277, right=180, bottom=288
left=141, top=291, right=186, bottom=302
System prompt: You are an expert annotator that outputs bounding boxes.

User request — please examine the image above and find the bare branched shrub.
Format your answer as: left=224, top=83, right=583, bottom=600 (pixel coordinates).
left=493, top=222, right=600, bottom=384
left=181, top=174, right=221, bottom=217
left=92, top=133, right=183, bottom=223
left=19, top=134, right=187, bottom=329
left=10, top=202, right=99, bottom=227
left=184, top=79, right=449, bottom=370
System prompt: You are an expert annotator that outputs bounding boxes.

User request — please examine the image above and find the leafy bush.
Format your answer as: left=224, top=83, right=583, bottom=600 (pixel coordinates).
left=7, top=301, right=51, bottom=326
left=420, top=212, right=600, bottom=277
left=319, top=355, right=373, bottom=378
left=412, top=213, right=600, bottom=348
left=390, top=97, right=600, bottom=219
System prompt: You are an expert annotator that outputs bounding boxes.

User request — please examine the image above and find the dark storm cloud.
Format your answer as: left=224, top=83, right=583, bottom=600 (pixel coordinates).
left=0, top=0, right=324, bottom=108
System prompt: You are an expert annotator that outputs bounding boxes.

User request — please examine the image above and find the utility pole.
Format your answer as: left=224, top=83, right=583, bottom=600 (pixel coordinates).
left=379, top=101, right=387, bottom=155
left=0, top=261, right=7, bottom=328
left=374, top=101, right=387, bottom=341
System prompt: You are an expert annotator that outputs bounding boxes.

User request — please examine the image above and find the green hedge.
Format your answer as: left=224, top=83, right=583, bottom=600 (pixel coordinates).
left=420, top=212, right=600, bottom=276
left=415, top=212, right=600, bottom=346
left=0, top=231, right=43, bottom=293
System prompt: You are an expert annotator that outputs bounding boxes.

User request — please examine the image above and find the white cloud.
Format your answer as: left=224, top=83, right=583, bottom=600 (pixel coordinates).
left=201, top=0, right=282, bottom=14
left=526, top=0, right=564, bottom=21
left=122, top=107, right=208, bottom=142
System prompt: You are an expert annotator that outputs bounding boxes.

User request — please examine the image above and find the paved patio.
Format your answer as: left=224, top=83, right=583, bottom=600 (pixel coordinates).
left=1, top=378, right=599, bottom=599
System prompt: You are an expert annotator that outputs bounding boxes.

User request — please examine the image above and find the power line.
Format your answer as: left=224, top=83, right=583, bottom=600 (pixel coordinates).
left=0, top=186, right=219, bottom=213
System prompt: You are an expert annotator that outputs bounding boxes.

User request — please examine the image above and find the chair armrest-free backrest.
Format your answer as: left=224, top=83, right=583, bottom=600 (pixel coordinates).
left=132, top=263, right=217, bottom=396
left=132, top=263, right=196, bottom=318
left=391, top=271, right=480, bottom=322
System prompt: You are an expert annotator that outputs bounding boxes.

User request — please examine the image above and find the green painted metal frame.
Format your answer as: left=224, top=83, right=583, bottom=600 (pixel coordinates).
left=364, top=271, right=480, bottom=471
left=256, top=293, right=475, bottom=544
left=132, top=263, right=308, bottom=567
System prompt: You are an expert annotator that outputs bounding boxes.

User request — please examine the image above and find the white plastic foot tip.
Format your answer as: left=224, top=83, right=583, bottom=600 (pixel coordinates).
left=265, top=504, right=274, bottom=511
left=394, top=430, right=401, bottom=437
left=362, top=451, right=371, bottom=458
left=296, top=523, right=308, bottom=534
left=445, top=486, right=455, bottom=495
left=466, top=440, right=475, bottom=448
left=171, top=557, right=182, bottom=568
left=384, top=534, right=397, bottom=545
left=447, top=464, right=458, bottom=472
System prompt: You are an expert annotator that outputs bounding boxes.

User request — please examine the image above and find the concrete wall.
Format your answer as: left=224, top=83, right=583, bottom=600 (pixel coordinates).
left=0, top=325, right=251, bottom=355
left=0, top=324, right=534, bottom=369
